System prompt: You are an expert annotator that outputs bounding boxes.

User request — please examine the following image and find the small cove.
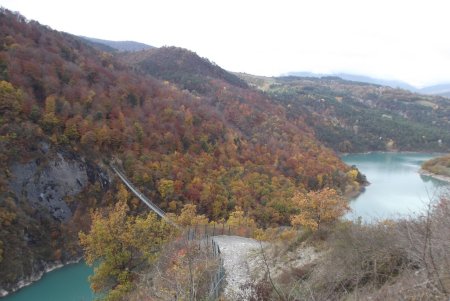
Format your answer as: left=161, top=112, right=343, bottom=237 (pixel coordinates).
left=342, top=152, right=448, bottom=220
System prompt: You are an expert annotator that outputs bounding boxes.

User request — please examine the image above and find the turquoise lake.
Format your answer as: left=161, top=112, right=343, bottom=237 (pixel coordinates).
left=342, top=152, right=448, bottom=220
left=2, top=262, right=93, bottom=301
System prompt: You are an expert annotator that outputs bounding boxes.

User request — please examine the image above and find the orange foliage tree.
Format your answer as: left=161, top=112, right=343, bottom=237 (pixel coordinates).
left=291, top=188, right=350, bottom=231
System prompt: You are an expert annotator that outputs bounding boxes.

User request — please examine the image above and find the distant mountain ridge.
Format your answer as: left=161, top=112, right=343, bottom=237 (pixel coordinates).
left=287, top=71, right=450, bottom=97
left=420, top=83, right=450, bottom=97
left=80, top=36, right=154, bottom=52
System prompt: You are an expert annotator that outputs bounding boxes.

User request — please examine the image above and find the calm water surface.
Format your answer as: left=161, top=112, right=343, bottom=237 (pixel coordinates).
left=3, top=262, right=93, bottom=301
left=342, top=152, right=448, bottom=220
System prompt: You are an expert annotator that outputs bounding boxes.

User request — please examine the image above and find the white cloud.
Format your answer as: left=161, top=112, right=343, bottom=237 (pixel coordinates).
left=1, top=0, right=450, bottom=87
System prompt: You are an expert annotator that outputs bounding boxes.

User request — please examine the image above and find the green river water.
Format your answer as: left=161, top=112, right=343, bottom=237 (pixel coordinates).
left=2, top=152, right=448, bottom=300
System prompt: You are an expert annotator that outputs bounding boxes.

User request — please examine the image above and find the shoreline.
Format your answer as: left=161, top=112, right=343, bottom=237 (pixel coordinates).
left=419, top=169, right=450, bottom=184
left=340, top=150, right=446, bottom=157
left=0, top=257, right=83, bottom=297
left=345, top=185, right=367, bottom=199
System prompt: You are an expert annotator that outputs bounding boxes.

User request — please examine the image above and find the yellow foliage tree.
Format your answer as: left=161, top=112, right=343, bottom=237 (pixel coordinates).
left=79, top=196, right=174, bottom=301
left=226, top=206, right=257, bottom=229
left=64, top=122, right=80, bottom=141
left=0, top=81, right=23, bottom=118
left=158, top=179, right=174, bottom=200
left=291, top=188, right=349, bottom=231
left=41, top=95, right=59, bottom=132
left=44, top=95, right=56, bottom=115
left=347, top=169, right=359, bottom=182
left=96, top=125, right=110, bottom=147
left=175, top=204, right=209, bottom=227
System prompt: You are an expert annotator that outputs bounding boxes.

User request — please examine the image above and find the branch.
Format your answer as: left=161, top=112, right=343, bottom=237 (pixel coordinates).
left=258, top=240, right=285, bottom=301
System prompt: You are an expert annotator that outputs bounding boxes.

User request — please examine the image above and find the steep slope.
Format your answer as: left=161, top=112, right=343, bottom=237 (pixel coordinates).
left=121, top=46, right=248, bottom=93
left=0, top=9, right=361, bottom=292
left=241, top=74, right=450, bottom=152
left=122, top=47, right=362, bottom=190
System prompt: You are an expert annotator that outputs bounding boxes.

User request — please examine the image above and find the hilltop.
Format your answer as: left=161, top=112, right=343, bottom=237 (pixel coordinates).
left=120, top=46, right=248, bottom=93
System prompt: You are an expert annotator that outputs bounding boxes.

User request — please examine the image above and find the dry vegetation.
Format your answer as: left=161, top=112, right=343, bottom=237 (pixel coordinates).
left=422, top=155, right=450, bottom=178
left=127, top=237, right=220, bottom=301
left=244, top=195, right=450, bottom=301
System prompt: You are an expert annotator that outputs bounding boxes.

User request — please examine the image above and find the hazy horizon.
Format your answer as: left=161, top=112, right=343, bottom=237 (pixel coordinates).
left=1, top=0, right=450, bottom=88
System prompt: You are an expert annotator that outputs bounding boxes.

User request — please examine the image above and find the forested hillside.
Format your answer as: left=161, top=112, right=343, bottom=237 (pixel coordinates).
left=121, top=46, right=248, bottom=93
left=0, top=9, right=362, bottom=291
left=240, top=74, right=450, bottom=152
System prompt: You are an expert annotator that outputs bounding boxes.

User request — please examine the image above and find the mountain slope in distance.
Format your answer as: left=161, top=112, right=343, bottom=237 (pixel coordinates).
left=420, top=83, right=450, bottom=97
left=287, top=71, right=450, bottom=97
left=80, top=36, right=154, bottom=52
left=240, top=73, right=450, bottom=153
left=287, top=71, right=418, bottom=91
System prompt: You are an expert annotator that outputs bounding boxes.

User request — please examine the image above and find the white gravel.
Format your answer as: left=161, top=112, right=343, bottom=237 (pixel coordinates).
left=212, top=235, right=262, bottom=300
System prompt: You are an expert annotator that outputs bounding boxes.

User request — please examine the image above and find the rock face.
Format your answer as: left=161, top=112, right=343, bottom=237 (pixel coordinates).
left=0, top=143, right=110, bottom=294
left=9, top=144, right=109, bottom=221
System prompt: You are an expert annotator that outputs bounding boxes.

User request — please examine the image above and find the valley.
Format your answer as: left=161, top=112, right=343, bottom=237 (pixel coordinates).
left=0, top=7, right=449, bottom=301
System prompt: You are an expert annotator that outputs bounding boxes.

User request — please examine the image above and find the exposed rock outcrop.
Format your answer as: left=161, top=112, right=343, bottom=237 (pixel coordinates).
left=0, top=143, right=110, bottom=294
left=9, top=143, right=109, bottom=221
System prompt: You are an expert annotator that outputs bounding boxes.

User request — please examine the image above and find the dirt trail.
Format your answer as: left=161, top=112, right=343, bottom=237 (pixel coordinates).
left=213, top=235, right=261, bottom=300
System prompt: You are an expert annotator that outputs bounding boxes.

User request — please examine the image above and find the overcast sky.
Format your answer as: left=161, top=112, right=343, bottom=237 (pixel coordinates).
left=1, top=0, right=450, bottom=87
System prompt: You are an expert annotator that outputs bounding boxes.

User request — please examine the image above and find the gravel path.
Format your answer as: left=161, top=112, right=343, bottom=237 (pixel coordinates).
left=213, top=235, right=262, bottom=300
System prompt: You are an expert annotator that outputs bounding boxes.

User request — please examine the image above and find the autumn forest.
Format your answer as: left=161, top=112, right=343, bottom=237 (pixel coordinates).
left=1, top=8, right=450, bottom=301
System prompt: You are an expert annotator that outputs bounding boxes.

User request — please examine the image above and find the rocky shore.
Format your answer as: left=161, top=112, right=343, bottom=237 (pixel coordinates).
left=419, top=169, right=450, bottom=184
left=0, top=258, right=82, bottom=297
